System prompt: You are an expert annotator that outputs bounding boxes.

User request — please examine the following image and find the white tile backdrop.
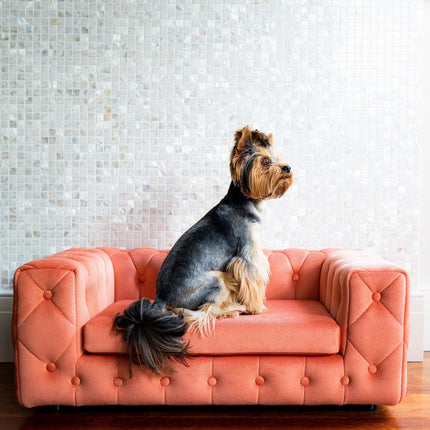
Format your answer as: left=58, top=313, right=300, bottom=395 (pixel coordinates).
left=0, top=0, right=423, bottom=292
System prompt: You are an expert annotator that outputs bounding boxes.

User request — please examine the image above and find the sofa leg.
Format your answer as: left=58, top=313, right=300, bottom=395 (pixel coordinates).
left=54, top=405, right=61, bottom=412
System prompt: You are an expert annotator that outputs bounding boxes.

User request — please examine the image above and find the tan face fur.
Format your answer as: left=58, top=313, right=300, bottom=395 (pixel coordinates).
left=229, top=126, right=293, bottom=201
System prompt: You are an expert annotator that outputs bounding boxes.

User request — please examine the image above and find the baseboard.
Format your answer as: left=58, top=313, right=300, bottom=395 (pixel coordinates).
left=420, top=284, right=430, bottom=352
left=0, top=293, right=426, bottom=363
left=0, top=295, right=13, bottom=362
left=408, top=293, right=424, bottom=361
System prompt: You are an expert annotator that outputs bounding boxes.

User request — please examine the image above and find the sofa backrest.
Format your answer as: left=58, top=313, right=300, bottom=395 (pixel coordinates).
left=265, top=249, right=326, bottom=300
left=100, top=247, right=327, bottom=302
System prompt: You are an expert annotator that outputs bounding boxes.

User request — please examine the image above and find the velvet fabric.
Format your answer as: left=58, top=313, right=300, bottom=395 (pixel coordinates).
left=84, top=299, right=340, bottom=356
left=12, top=248, right=409, bottom=407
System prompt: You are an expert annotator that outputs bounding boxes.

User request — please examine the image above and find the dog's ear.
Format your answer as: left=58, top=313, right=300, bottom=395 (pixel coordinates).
left=230, top=126, right=253, bottom=184
left=234, top=128, right=244, bottom=144
left=234, top=126, right=253, bottom=153
left=268, top=133, right=274, bottom=145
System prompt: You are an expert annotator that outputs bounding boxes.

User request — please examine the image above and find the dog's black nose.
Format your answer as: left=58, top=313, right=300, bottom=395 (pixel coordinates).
left=282, top=165, right=291, bottom=174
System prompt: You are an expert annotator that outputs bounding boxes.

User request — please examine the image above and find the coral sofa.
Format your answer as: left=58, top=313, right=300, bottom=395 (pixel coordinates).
left=12, top=247, right=409, bottom=408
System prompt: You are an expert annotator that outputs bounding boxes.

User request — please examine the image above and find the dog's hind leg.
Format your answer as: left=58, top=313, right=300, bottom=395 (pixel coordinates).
left=173, top=271, right=246, bottom=336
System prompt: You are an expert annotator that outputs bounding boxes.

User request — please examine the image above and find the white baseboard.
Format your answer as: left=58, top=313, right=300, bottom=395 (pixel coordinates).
left=408, top=293, right=424, bottom=361
left=0, top=293, right=426, bottom=363
left=420, top=284, right=430, bottom=352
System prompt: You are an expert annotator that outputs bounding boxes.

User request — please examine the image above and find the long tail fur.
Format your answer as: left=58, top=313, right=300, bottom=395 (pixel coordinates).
left=112, top=299, right=191, bottom=375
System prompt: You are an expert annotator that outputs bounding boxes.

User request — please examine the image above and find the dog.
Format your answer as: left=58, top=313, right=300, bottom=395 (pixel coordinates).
left=113, top=126, right=293, bottom=375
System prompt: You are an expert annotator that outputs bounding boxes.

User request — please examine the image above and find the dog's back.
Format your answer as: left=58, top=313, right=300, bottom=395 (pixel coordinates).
left=155, top=182, right=261, bottom=311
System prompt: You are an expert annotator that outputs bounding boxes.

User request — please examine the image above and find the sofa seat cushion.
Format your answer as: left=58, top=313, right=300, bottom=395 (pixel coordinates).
left=84, top=299, right=340, bottom=356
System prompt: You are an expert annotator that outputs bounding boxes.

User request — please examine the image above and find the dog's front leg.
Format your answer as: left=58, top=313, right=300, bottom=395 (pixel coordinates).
left=226, top=256, right=269, bottom=314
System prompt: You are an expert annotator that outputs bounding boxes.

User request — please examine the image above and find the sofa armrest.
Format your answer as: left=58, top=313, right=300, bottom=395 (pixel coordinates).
left=320, top=250, right=409, bottom=405
left=12, top=248, right=115, bottom=407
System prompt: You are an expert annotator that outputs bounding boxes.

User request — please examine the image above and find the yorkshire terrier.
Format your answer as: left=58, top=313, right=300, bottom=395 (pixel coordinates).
left=113, top=126, right=293, bottom=375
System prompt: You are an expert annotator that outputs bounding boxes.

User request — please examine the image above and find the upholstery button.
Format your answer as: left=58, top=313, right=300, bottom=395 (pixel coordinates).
left=340, top=376, right=350, bottom=386
left=160, top=377, right=170, bottom=386
left=46, top=362, right=56, bottom=373
left=43, top=290, right=53, bottom=300
left=114, top=377, right=123, bottom=387
left=372, top=292, right=381, bottom=301
left=138, top=275, right=146, bottom=283
left=255, top=376, right=265, bottom=386
left=71, top=376, right=81, bottom=386
left=292, top=274, right=299, bottom=282
left=300, top=376, right=310, bottom=387
left=368, top=364, right=377, bottom=374
left=208, top=376, right=217, bottom=386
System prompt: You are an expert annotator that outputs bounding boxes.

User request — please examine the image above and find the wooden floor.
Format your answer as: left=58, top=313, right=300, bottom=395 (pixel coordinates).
left=0, top=353, right=429, bottom=430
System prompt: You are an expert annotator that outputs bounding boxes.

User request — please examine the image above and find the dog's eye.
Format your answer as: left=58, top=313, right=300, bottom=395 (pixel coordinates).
left=261, top=157, right=271, bottom=166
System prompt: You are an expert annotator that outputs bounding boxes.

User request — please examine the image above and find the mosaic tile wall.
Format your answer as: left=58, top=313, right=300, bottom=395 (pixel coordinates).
left=0, top=0, right=423, bottom=292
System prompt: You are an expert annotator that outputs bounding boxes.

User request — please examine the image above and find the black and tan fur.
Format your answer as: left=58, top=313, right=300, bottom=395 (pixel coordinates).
left=113, top=126, right=293, bottom=375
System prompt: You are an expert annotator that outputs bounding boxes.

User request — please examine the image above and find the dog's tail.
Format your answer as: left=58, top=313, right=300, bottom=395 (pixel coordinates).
left=112, top=298, right=191, bottom=375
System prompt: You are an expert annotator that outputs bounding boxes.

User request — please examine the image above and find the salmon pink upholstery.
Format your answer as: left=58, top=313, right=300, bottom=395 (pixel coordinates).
left=12, top=248, right=409, bottom=407
left=319, top=250, right=409, bottom=405
left=97, top=247, right=327, bottom=301
left=84, top=299, right=340, bottom=355
left=12, top=249, right=114, bottom=407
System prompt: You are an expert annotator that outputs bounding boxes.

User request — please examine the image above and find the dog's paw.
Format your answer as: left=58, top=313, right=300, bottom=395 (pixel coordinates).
left=244, top=304, right=268, bottom=315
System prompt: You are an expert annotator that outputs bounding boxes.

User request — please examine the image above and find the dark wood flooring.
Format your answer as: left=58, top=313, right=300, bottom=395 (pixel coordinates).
left=0, top=353, right=429, bottom=430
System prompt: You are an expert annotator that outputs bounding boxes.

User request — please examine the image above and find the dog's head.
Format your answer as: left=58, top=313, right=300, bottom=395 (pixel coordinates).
left=230, top=126, right=293, bottom=201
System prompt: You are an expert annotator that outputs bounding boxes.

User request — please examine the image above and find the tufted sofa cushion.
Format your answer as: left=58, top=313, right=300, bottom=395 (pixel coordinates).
left=84, top=299, right=340, bottom=356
